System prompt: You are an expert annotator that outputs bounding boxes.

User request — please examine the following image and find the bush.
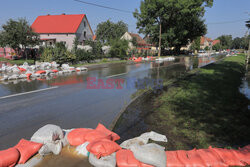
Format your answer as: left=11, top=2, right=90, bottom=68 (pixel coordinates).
left=109, top=39, right=129, bottom=59
left=75, top=49, right=94, bottom=63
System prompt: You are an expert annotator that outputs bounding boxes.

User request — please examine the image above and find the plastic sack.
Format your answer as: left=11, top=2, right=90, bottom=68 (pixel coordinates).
left=84, top=130, right=112, bottom=143
left=38, top=140, right=62, bottom=155
left=95, top=123, right=120, bottom=141
left=116, top=149, right=153, bottom=167
left=31, top=124, right=64, bottom=144
left=175, top=150, right=206, bottom=167
left=120, top=131, right=167, bottom=149
left=87, top=139, right=121, bottom=159
left=166, top=151, right=184, bottom=167
left=15, top=156, right=43, bottom=167
left=234, top=145, right=250, bottom=164
left=130, top=143, right=166, bottom=167
left=76, top=142, right=90, bottom=157
left=209, top=146, right=245, bottom=166
left=14, top=139, right=43, bottom=164
left=67, top=128, right=92, bottom=146
left=89, top=153, right=116, bottom=167
left=61, top=129, right=73, bottom=147
left=0, top=148, right=20, bottom=167
left=196, top=149, right=227, bottom=167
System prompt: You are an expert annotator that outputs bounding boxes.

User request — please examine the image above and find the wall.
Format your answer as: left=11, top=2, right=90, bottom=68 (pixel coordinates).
left=76, top=17, right=93, bottom=44
left=121, top=32, right=134, bottom=49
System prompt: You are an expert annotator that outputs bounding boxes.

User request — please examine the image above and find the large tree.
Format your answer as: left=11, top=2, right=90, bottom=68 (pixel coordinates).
left=96, top=20, right=128, bottom=44
left=217, top=35, right=232, bottom=50
left=0, top=18, right=39, bottom=53
left=134, top=0, right=213, bottom=54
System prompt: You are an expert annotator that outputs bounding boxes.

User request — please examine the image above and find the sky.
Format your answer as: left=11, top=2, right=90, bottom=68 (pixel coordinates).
left=0, top=0, right=249, bottom=39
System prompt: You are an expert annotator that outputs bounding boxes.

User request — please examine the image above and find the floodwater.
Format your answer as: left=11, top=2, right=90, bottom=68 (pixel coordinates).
left=0, top=56, right=218, bottom=152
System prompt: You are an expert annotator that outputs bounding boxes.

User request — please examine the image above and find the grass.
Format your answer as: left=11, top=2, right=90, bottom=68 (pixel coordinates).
left=145, top=55, right=249, bottom=150
left=0, top=57, right=34, bottom=65
left=73, top=59, right=128, bottom=67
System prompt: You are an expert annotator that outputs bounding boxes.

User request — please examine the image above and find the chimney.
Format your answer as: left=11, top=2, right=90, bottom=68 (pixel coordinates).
left=62, top=13, right=66, bottom=15
left=47, top=14, right=50, bottom=16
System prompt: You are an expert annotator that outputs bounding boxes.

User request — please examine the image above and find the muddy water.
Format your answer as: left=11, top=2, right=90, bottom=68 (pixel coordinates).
left=35, top=146, right=92, bottom=167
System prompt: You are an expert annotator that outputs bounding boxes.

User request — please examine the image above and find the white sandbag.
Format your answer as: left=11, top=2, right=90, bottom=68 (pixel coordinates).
left=130, top=143, right=166, bottom=167
left=61, top=129, right=74, bottom=147
left=31, top=124, right=64, bottom=143
left=39, top=140, right=62, bottom=155
left=76, top=142, right=89, bottom=157
left=15, top=156, right=43, bottom=167
left=120, top=131, right=167, bottom=149
left=89, top=153, right=116, bottom=167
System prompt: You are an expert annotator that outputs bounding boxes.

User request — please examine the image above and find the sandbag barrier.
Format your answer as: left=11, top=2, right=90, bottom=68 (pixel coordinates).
left=0, top=62, right=88, bottom=83
left=0, top=123, right=249, bottom=167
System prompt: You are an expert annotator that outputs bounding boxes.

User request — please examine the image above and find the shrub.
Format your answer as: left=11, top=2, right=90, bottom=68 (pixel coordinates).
left=109, top=39, right=129, bottom=59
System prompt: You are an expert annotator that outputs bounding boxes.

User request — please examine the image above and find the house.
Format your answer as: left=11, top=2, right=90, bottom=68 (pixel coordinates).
left=31, top=13, right=94, bottom=50
left=121, top=32, right=151, bottom=51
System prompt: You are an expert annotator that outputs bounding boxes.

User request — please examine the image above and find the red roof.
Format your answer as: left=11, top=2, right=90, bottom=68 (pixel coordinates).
left=212, top=40, right=220, bottom=46
left=31, top=14, right=85, bottom=34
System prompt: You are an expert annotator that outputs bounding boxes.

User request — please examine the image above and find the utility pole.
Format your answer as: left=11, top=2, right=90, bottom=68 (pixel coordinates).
left=158, top=22, right=162, bottom=57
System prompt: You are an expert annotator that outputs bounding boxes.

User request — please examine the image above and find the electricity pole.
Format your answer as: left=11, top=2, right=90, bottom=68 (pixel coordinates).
left=158, top=21, right=162, bottom=57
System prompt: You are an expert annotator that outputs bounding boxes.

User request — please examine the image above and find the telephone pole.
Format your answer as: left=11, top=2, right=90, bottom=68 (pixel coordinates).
left=158, top=22, right=162, bottom=57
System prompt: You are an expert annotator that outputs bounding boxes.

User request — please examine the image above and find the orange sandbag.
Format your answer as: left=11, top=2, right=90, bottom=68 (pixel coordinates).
left=209, top=146, right=245, bottom=166
left=84, top=130, right=112, bottom=143
left=176, top=150, right=206, bottom=166
left=166, top=151, right=184, bottom=167
left=26, top=73, right=32, bottom=78
left=95, top=123, right=120, bottom=141
left=18, top=67, right=26, bottom=72
left=35, top=70, right=46, bottom=74
left=14, top=139, right=43, bottom=164
left=67, top=128, right=93, bottom=146
left=232, top=145, right=250, bottom=165
left=0, top=148, right=20, bottom=167
left=196, top=149, right=227, bottom=167
left=87, top=139, right=121, bottom=159
left=52, top=69, right=59, bottom=73
left=116, top=149, right=153, bottom=167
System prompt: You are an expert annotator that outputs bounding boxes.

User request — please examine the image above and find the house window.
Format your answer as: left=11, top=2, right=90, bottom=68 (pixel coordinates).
left=84, top=21, right=86, bottom=27
left=66, top=34, right=68, bottom=36
left=49, top=42, right=52, bottom=46
left=48, top=34, right=50, bottom=36
left=84, top=31, right=86, bottom=38
left=80, top=42, right=83, bottom=45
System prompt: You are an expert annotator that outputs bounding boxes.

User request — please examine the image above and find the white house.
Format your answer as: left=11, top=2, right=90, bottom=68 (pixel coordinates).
left=31, top=13, right=94, bottom=50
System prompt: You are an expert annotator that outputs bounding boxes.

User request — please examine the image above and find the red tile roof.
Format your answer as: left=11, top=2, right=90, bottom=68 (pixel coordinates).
left=31, top=14, right=85, bottom=34
left=212, top=40, right=220, bottom=46
left=129, top=33, right=148, bottom=46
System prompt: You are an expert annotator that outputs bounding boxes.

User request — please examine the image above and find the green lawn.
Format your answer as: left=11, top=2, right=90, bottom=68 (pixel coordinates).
left=73, top=59, right=128, bottom=67
left=0, top=57, right=34, bottom=65
left=145, top=55, right=249, bottom=150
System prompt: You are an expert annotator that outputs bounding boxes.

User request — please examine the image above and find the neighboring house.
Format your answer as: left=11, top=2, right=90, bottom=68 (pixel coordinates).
left=121, top=32, right=151, bottom=51
left=200, top=37, right=214, bottom=50
left=31, top=13, right=94, bottom=50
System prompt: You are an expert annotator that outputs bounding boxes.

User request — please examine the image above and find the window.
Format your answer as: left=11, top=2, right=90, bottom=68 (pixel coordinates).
left=48, top=34, right=50, bottom=36
left=80, top=42, right=83, bottom=45
left=49, top=42, right=52, bottom=46
left=84, top=21, right=86, bottom=27
left=66, top=34, right=68, bottom=36
left=84, top=31, right=86, bottom=38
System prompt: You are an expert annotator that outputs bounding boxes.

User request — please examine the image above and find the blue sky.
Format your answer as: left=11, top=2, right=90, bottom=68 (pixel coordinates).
left=0, top=0, right=249, bottom=39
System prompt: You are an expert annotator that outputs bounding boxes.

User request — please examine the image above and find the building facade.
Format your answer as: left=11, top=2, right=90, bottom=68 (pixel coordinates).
left=31, top=14, right=94, bottom=50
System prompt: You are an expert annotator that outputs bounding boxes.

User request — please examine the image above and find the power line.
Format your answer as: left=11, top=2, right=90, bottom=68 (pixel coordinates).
left=73, top=0, right=133, bottom=14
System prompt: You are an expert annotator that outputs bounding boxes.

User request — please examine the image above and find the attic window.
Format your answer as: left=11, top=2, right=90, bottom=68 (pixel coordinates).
left=48, top=34, right=50, bottom=36
left=84, top=21, right=86, bottom=27
left=84, top=31, right=86, bottom=38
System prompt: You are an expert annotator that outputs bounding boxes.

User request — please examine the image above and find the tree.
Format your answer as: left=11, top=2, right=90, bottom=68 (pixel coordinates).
left=96, top=20, right=128, bottom=44
left=190, top=37, right=201, bottom=52
left=217, top=35, right=232, bottom=50
left=109, top=39, right=129, bottom=59
left=134, top=0, right=213, bottom=54
left=0, top=18, right=39, bottom=57
left=131, top=37, right=138, bottom=48
left=212, top=43, right=221, bottom=51
left=72, top=37, right=79, bottom=54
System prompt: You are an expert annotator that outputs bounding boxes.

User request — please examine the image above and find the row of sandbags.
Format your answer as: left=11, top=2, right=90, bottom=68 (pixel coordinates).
left=1, top=123, right=250, bottom=167
left=0, top=62, right=87, bottom=82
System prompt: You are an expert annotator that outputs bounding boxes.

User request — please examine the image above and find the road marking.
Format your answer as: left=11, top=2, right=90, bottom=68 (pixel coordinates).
left=0, top=86, right=59, bottom=100
left=106, top=73, right=128, bottom=78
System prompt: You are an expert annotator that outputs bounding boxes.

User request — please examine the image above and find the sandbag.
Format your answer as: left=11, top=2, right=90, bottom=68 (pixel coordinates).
left=76, top=142, right=90, bottom=157
left=116, top=149, right=153, bottom=167
left=196, top=149, right=227, bottom=167
left=175, top=150, right=206, bottom=167
left=38, top=140, right=62, bottom=155
left=95, top=123, right=120, bottom=141
left=130, top=143, right=166, bottom=167
left=67, top=128, right=92, bottom=146
left=61, top=129, right=74, bottom=147
left=87, top=139, right=121, bottom=159
left=0, top=148, right=20, bottom=167
left=15, top=156, right=43, bottom=167
left=89, top=153, right=116, bottom=167
left=14, top=139, right=43, bottom=164
left=120, top=131, right=167, bottom=149
left=209, top=146, right=245, bottom=166
left=234, top=145, right=250, bottom=164
left=31, top=124, right=64, bottom=144
left=166, top=151, right=184, bottom=167
left=84, top=130, right=112, bottom=143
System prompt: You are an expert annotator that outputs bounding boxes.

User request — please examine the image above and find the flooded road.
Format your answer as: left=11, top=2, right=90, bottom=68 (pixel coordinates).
left=0, top=56, right=218, bottom=149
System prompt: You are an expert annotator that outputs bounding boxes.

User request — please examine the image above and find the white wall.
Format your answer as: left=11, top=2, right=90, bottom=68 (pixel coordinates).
left=76, top=17, right=93, bottom=43
left=121, top=32, right=134, bottom=49
left=40, top=34, right=76, bottom=50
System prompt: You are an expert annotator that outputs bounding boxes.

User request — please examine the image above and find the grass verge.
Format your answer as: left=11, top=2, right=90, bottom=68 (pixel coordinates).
left=0, top=57, right=34, bottom=65
left=73, top=59, right=128, bottom=67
